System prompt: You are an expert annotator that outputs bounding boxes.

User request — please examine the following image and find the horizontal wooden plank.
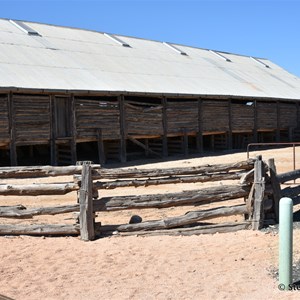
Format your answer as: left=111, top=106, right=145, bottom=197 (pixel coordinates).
left=94, top=185, right=250, bottom=211
left=117, top=204, right=248, bottom=232
left=116, top=222, right=251, bottom=236
left=0, top=224, right=79, bottom=236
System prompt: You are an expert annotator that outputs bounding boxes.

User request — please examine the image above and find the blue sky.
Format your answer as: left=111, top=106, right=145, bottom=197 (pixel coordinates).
left=1, top=0, right=300, bottom=77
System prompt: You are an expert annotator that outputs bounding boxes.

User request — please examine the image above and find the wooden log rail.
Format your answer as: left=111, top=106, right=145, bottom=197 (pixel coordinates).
left=0, top=184, right=250, bottom=218
left=74, top=159, right=255, bottom=191
left=91, top=159, right=255, bottom=180
left=116, top=222, right=251, bottom=237
left=0, top=165, right=101, bottom=179
left=117, top=204, right=248, bottom=232
left=0, top=182, right=78, bottom=196
left=93, top=184, right=250, bottom=211
left=277, top=169, right=300, bottom=184
left=0, top=162, right=95, bottom=240
left=0, top=159, right=261, bottom=238
left=93, top=172, right=242, bottom=190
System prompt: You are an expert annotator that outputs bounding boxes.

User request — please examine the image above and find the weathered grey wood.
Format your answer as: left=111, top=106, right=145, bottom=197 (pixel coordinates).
left=0, top=165, right=100, bottom=178
left=268, top=158, right=281, bottom=223
left=127, top=136, right=161, bottom=157
left=277, top=169, right=300, bottom=183
left=196, top=98, right=203, bottom=153
left=70, top=94, right=77, bottom=164
left=162, top=97, right=168, bottom=157
left=276, top=101, right=280, bottom=142
left=119, top=95, right=127, bottom=163
left=0, top=224, right=79, bottom=235
left=93, top=184, right=250, bottom=211
left=239, top=168, right=254, bottom=185
left=253, top=100, right=258, bottom=143
left=8, top=92, right=17, bottom=166
left=94, top=172, right=242, bottom=189
left=117, top=222, right=251, bottom=237
left=228, top=99, right=232, bottom=149
left=117, top=204, right=248, bottom=232
left=0, top=182, right=78, bottom=196
left=92, top=159, right=255, bottom=180
left=50, top=95, right=56, bottom=165
left=0, top=204, right=79, bottom=218
left=252, top=156, right=265, bottom=230
left=79, top=163, right=95, bottom=241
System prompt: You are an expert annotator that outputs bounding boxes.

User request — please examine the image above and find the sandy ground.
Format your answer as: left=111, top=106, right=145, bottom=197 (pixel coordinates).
left=1, top=147, right=300, bottom=299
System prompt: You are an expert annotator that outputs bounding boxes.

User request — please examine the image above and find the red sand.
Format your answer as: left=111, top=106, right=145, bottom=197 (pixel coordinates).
left=1, top=147, right=300, bottom=300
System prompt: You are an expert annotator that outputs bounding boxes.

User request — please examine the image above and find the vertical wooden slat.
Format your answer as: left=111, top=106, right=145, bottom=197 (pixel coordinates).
left=228, top=99, right=232, bottom=149
left=276, top=101, right=280, bottom=142
left=268, top=158, right=281, bottom=223
left=70, top=94, right=77, bottom=164
left=119, top=95, right=127, bottom=163
left=79, top=162, right=95, bottom=241
left=50, top=95, right=57, bottom=166
left=297, top=102, right=300, bottom=128
left=162, top=97, right=168, bottom=157
left=197, top=98, right=203, bottom=153
left=253, top=100, right=258, bottom=143
left=252, top=155, right=265, bottom=230
left=8, top=92, right=17, bottom=166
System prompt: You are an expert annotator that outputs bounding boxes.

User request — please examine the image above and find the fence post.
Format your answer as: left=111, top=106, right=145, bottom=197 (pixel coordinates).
left=79, top=162, right=95, bottom=241
left=268, top=158, right=281, bottom=223
left=252, top=155, right=265, bottom=230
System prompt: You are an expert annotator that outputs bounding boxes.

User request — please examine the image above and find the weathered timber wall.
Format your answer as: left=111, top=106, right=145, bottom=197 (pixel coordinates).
left=75, top=97, right=120, bottom=140
left=166, top=100, right=198, bottom=134
left=13, top=94, right=51, bottom=142
left=257, top=101, right=277, bottom=130
left=125, top=102, right=163, bottom=136
left=279, top=102, right=297, bottom=129
left=0, top=95, right=9, bottom=142
left=202, top=100, right=229, bottom=132
left=231, top=101, right=254, bottom=131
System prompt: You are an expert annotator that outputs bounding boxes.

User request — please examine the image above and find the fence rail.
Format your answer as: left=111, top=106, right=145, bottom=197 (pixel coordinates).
left=0, top=156, right=298, bottom=240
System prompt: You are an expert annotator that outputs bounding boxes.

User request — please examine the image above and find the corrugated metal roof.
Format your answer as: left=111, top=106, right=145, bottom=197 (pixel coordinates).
left=0, top=18, right=300, bottom=100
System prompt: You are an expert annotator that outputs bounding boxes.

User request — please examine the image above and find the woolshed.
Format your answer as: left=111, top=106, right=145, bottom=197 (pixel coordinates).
left=1, top=18, right=300, bottom=166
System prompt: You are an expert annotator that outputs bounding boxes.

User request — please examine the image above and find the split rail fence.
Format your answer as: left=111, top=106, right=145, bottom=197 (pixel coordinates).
left=0, top=156, right=297, bottom=240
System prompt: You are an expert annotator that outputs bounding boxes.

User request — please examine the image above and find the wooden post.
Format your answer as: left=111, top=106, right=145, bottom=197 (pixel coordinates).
left=162, top=97, right=168, bottom=157
left=276, top=101, right=280, bottom=142
left=70, top=94, right=77, bottom=164
left=8, top=92, right=17, bottom=166
left=252, top=155, right=265, bottom=230
left=197, top=98, right=203, bottom=153
left=297, top=102, right=300, bottom=128
left=119, top=95, right=127, bottom=163
left=268, top=158, right=281, bottom=223
left=50, top=95, right=57, bottom=166
left=253, top=100, right=258, bottom=143
left=228, top=99, right=233, bottom=150
left=97, top=129, right=105, bottom=165
left=79, top=162, right=95, bottom=241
